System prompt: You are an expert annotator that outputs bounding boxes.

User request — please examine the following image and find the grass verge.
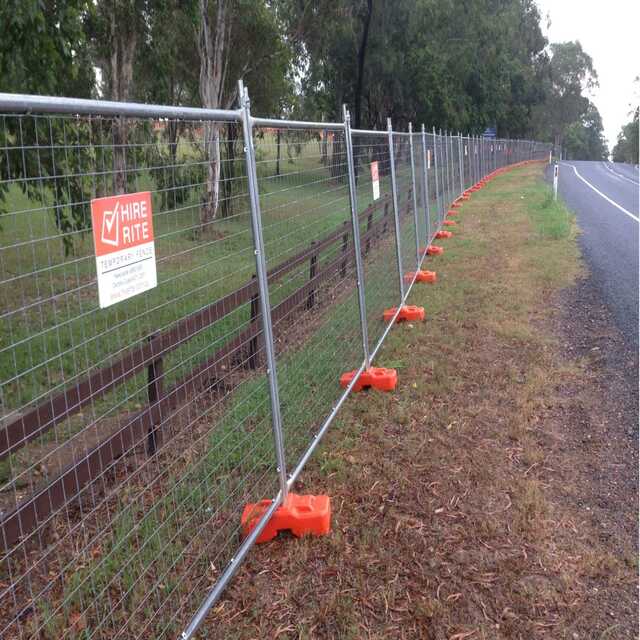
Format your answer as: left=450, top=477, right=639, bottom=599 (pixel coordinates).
left=200, top=163, right=638, bottom=639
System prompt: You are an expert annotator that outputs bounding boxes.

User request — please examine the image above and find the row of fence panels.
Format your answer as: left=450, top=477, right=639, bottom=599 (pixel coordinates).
left=0, top=85, right=551, bottom=639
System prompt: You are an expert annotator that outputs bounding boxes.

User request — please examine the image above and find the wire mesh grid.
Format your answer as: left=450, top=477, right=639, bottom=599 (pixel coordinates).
left=348, top=131, right=403, bottom=354
left=0, top=110, right=282, bottom=638
left=251, top=124, right=364, bottom=473
left=391, top=132, right=420, bottom=280
left=412, top=133, right=428, bottom=248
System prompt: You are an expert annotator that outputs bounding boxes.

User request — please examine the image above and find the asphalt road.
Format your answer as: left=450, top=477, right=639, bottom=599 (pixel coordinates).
left=556, top=160, right=639, bottom=350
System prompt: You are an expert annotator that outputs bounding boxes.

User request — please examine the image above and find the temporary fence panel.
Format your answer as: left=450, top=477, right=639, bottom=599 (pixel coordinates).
left=0, top=99, right=286, bottom=639
left=412, top=129, right=429, bottom=248
left=349, top=129, right=403, bottom=356
left=391, top=129, right=420, bottom=283
left=248, top=119, right=364, bottom=479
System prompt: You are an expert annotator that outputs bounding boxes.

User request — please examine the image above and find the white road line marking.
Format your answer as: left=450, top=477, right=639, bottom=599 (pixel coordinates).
left=602, top=161, right=640, bottom=186
left=561, top=163, right=639, bottom=223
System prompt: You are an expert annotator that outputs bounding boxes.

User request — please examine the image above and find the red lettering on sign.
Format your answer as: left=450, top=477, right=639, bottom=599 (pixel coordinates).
left=91, top=192, right=154, bottom=257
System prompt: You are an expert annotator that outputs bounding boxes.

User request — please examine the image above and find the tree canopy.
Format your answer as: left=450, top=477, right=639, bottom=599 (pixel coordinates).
left=612, top=106, right=639, bottom=165
left=1, top=0, right=612, bottom=249
left=0, top=0, right=607, bottom=143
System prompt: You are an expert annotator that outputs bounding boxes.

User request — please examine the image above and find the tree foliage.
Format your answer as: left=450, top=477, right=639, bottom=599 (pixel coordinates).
left=1, top=0, right=610, bottom=252
left=612, top=107, right=639, bottom=165
left=563, top=101, right=608, bottom=161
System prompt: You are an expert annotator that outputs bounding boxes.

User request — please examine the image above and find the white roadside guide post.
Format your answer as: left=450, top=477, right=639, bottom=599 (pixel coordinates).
left=553, top=162, right=559, bottom=201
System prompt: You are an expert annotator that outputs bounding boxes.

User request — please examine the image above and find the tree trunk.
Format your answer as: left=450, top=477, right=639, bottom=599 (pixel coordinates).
left=320, top=129, right=328, bottom=165
left=354, top=0, right=373, bottom=131
left=220, top=122, right=237, bottom=217
left=330, top=134, right=344, bottom=180
left=197, top=0, right=230, bottom=231
left=200, top=121, right=221, bottom=229
left=109, top=8, right=137, bottom=195
left=276, top=127, right=282, bottom=176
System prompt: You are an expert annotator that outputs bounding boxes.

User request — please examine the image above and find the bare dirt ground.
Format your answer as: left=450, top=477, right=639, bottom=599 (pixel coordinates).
left=199, top=165, right=638, bottom=640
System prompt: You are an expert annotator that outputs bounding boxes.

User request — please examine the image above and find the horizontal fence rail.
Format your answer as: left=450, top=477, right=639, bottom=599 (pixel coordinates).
left=0, top=88, right=552, bottom=639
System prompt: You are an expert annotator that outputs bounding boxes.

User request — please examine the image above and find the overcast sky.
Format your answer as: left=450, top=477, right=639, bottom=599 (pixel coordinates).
left=535, top=0, right=639, bottom=152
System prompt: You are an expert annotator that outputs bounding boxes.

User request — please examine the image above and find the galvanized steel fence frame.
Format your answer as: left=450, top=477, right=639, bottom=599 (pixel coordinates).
left=0, top=84, right=551, bottom=639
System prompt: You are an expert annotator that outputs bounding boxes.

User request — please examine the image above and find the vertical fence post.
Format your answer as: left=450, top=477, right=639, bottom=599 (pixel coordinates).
left=421, top=124, right=431, bottom=245
left=458, top=132, right=464, bottom=195
left=443, top=129, right=450, bottom=207
left=387, top=117, right=406, bottom=302
left=307, top=241, right=317, bottom=309
left=473, top=135, right=477, bottom=186
left=343, top=106, right=371, bottom=368
left=238, top=81, right=288, bottom=499
left=408, top=123, right=421, bottom=268
left=433, top=127, right=441, bottom=224
left=248, top=276, right=259, bottom=369
left=450, top=132, right=455, bottom=202
left=146, top=334, right=163, bottom=456
left=441, top=130, right=448, bottom=221
left=340, top=220, right=349, bottom=278
left=453, top=132, right=458, bottom=196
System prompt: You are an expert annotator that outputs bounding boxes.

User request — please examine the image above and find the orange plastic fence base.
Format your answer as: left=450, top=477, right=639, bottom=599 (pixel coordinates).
left=405, top=269, right=437, bottom=284
left=409, top=269, right=437, bottom=283
left=447, top=209, right=458, bottom=217
left=241, top=494, right=331, bottom=544
left=435, top=230, right=453, bottom=239
left=443, top=220, right=457, bottom=226
left=340, top=367, right=398, bottom=392
left=451, top=202, right=462, bottom=209
left=383, top=304, right=425, bottom=323
left=426, top=245, right=444, bottom=256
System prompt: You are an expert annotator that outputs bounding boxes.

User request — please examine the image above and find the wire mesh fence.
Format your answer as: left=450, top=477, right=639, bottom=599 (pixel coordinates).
left=0, top=89, right=552, bottom=639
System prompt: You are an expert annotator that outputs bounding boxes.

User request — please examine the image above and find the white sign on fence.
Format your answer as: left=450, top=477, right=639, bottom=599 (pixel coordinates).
left=91, top=191, right=157, bottom=308
left=371, top=161, right=380, bottom=200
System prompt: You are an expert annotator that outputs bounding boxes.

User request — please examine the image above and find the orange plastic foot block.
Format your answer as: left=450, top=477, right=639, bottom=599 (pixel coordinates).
left=339, top=367, right=398, bottom=392
left=435, top=230, right=453, bottom=239
left=427, top=245, right=444, bottom=256
left=241, top=494, right=331, bottom=544
left=414, top=269, right=437, bottom=283
left=443, top=220, right=457, bottom=226
left=451, top=202, right=462, bottom=208
left=447, top=209, right=458, bottom=217
left=383, top=305, right=425, bottom=323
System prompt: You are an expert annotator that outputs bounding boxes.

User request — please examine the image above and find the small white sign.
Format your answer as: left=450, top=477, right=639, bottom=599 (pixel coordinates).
left=464, top=145, right=468, bottom=156
left=371, top=161, right=380, bottom=200
left=427, top=149, right=431, bottom=169
left=91, top=191, right=157, bottom=308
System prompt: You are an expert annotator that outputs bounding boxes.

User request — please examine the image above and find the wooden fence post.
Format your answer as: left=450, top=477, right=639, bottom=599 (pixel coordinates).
left=248, top=275, right=260, bottom=370
left=147, top=334, right=164, bottom=456
left=307, top=241, right=318, bottom=309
